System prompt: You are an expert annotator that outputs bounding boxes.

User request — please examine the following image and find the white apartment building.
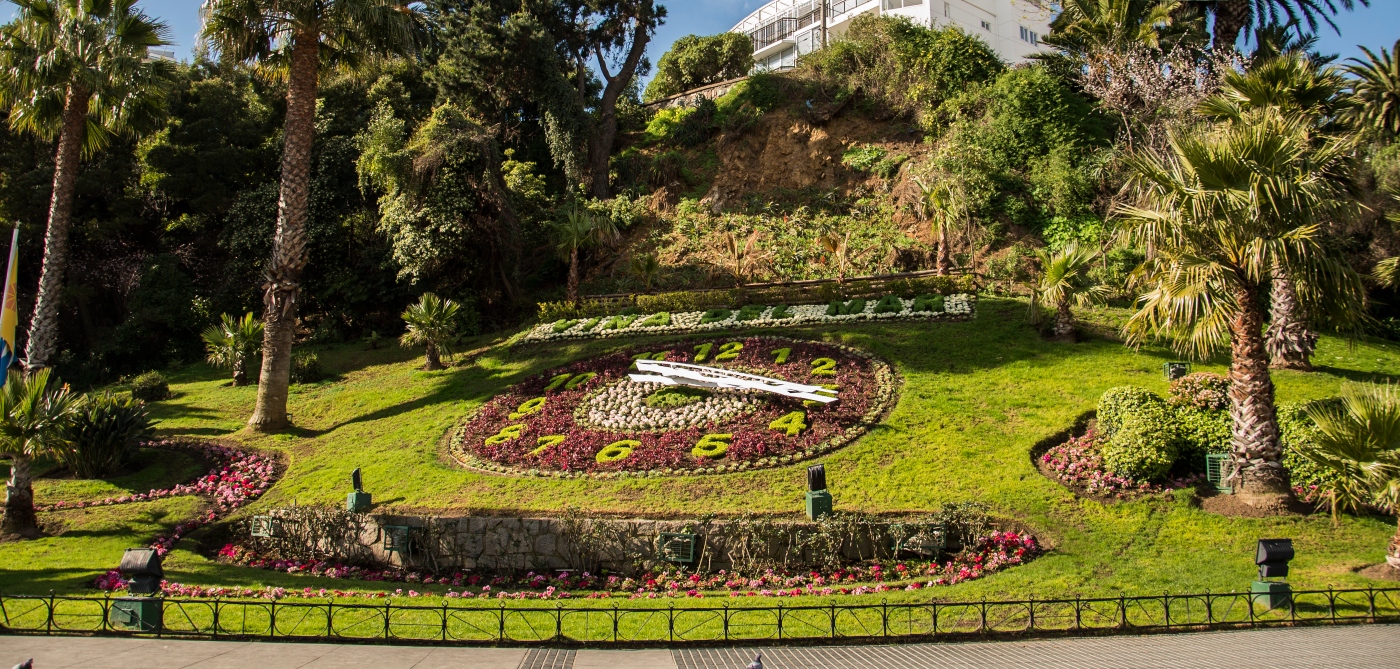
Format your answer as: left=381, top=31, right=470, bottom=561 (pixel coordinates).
left=732, top=0, right=1055, bottom=72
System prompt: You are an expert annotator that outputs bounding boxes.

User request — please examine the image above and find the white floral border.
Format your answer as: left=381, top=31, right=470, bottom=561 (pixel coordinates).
left=523, top=294, right=976, bottom=343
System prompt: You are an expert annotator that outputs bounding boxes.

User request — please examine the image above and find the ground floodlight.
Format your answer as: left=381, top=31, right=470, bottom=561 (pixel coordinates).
left=1252, top=538, right=1294, bottom=610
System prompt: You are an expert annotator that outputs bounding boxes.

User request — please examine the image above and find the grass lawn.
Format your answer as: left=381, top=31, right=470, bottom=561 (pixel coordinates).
left=3, top=297, right=1398, bottom=605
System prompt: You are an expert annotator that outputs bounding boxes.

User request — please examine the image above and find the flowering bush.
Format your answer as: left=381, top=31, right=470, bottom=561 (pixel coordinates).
left=1168, top=373, right=1230, bottom=411
left=97, top=531, right=1040, bottom=601
left=452, top=337, right=898, bottom=476
left=522, top=295, right=976, bottom=343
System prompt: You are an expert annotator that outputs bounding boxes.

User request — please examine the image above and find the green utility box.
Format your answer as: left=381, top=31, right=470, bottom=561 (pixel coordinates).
left=1251, top=581, right=1292, bottom=610
left=1205, top=454, right=1232, bottom=493
left=347, top=491, right=372, bottom=512
left=110, top=597, right=162, bottom=631
left=806, top=490, right=833, bottom=521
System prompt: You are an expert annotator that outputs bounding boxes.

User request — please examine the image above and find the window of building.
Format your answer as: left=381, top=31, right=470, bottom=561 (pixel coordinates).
left=944, top=2, right=950, bottom=17
left=882, top=0, right=923, bottom=8
left=1019, top=25, right=1038, bottom=44
left=980, top=20, right=991, bottom=30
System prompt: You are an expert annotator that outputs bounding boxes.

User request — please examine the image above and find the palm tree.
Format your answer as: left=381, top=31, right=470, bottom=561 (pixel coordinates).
left=552, top=206, right=617, bottom=305
left=1198, top=1, right=1368, bottom=52
left=0, top=0, right=173, bottom=370
left=0, top=369, right=76, bottom=537
left=914, top=178, right=963, bottom=276
left=1031, top=243, right=1111, bottom=340
left=816, top=232, right=869, bottom=285
left=719, top=230, right=766, bottom=287
left=1117, top=113, right=1367, bottom=510
left=629, top=253, right=660, bottom=292
left=201, top=0, right=421, bottom=432
left=1041, top=0, right=1200, bottom=57
left=1343, top=39, right=1400, bottom=140
left=400, top=293, right=460, bottom=371
left=1199, top=53, right=1357, bottom=371
left=202, top=312, right=264, bottom=387
left=1298, top=383, right=1400, bottom=569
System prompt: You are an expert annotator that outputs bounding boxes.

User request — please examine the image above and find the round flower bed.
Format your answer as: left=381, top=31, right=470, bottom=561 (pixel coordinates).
left=450, top=336, right=899, bottom=477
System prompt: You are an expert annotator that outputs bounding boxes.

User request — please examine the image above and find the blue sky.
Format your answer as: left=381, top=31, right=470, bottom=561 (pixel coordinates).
left=4, top=1, right=1397, bottom=74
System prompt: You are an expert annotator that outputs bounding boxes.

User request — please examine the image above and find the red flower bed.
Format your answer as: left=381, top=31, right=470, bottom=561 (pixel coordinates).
left=451, top=337, right=897, bottom=476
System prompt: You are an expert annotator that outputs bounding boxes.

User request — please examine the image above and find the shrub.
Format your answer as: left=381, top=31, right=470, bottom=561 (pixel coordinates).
left=1175, top=407, right=1231, bottom=471
left=291, top=351, right=324, bottom=384
left=129, top=371, right=170, bottom=402
left=1096, top=386, right=1161, bottom=439
left=644, top=32, right=754, bottom=102
left=1101, top=402, right=1181, bottom=482
left=1169, top=373, right=1230, bottom=411
left=842, top=145, right=888, bottom=172
left=1097, top=387, right=1182, bottom=482
left=57, top=392, right=153, bottom=478
left=1278, top=401, right=1344, bottom=494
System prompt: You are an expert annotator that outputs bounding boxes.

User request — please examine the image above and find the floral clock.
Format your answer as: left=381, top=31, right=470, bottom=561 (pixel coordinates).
left=450, top=336, right=899, bottom=478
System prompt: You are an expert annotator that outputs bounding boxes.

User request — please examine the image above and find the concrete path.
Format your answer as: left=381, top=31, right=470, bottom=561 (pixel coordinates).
left=3, top=624, right=1399, bottom=669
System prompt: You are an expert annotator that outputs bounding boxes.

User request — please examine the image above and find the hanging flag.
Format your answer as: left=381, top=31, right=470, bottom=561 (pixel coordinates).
left=0, top=226, right=18, bottom=385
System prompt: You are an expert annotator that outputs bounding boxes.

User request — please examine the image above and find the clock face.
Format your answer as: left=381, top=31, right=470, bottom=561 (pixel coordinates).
left=450, top=336, right=898, bottom=477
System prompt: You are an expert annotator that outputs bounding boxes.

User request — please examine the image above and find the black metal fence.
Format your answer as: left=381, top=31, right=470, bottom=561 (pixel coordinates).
left=2, top=587, right=1397, bottom=646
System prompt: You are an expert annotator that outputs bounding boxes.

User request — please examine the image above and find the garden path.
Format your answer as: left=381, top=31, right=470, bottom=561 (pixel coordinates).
left=2, top=624, right=1397, bottom=668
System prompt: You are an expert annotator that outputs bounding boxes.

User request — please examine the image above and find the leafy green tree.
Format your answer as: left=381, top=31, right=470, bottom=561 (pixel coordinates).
left=0, top=369, right=76, bottom=537
left=1344, top=39, right=1400, bottom=141
left=644, top=33, right=752, bottom=102
left=1118, top=112, right=1367, bottom=510
left=1031, top=243, right=1110, bottom=339
left=400, top=293, right=460, bottom=371
left=202, top=312, right=264, bottom=387
left=0, top=0, right=174, bottom=370
left=201, top=0, right=422, bottom=432
left=581, top=0, right=665, bottom=198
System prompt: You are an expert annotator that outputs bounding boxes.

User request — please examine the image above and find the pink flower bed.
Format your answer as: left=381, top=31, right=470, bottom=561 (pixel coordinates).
left=53, top=440, right=279, bottom=558
left=1040, top=431, right=1156, bottom=498
left=1040, top=431, right=1201, bottom=499
left=95, top=532, right=1040, bottom=601
left=453, top=336, right=897, bottom=476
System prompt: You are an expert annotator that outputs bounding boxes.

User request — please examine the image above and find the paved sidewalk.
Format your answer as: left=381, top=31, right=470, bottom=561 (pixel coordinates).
left=3, top=624, right=1399, bottom=669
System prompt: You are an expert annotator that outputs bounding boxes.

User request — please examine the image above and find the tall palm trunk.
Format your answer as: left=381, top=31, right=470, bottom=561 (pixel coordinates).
left=2, top=454, right=37, bottom=536
left=23, top=86, right=89, bottom=370
left=232, top=354, right=249, bottom=387
left=567, top=246, right=580, bottom=305
left=1266, top=264, right=1316, bottom=371
left=248, top=32, right=318, bottom=433
left=1226, top=285, right=1292, bottom=510
left=934, top=226, right=952, bottom=276
left=1053, top=299, right=1075, bottom=339
left=424, top=342, right=443, bottom=371
left=1211, top=0, right=1251, bottom=51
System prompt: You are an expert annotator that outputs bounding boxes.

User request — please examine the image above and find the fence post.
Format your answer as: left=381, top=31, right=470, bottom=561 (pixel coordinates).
left=212, top=598, right=220, bottom=639
left=326, top=600, right=334, bottom=641
left=383, top=600, right=391, bottom=640
left=102, top=594, right=110, bottom=634
left=1329, top=587, right=1336, bottom=623
left=441, top=601, right=448, bottom=642
left=931, top=600, right=939, bottom=638
left=1205, top=590, right=1213, bottom=627
left=777, top=603, right=783, bottom=641
left=1163, top=592, right=1170, bottom=629
left=722, top=604, right=729, bottom=643
left=669, top=604, right=676, bottom=643
left=1074, top=597, right=1082, bottom=631
left=830, top=601, right=837, bottom=639
left=556, top=602, right=563, bottom=641
left=614, top=604, right=620, bottom=643
left=1028, top=596, right=1035, bottom=633
left=498, top=603, right=506, bottom=642
left=46, top=590, right=54, bottom=635
left=979, top=598, right=987, bottom=635
left=1368, top=587, right=1377, bottom=623
left=1117, top=595, right=1126, bottom=630
left=269, top=599, right=277, bottom=640
left=1248, top=590, right=1256, bottom=628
